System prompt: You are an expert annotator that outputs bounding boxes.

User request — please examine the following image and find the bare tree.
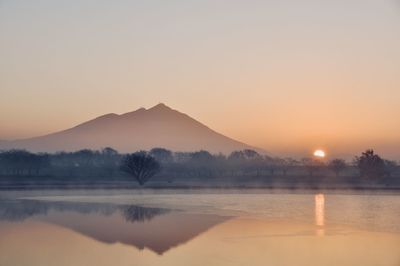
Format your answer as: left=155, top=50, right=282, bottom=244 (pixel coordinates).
left=120, top=152, right=161, bottom=186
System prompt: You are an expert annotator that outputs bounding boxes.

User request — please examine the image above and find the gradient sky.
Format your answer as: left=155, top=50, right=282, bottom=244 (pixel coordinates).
left=1, top=0, right=399, bottom=159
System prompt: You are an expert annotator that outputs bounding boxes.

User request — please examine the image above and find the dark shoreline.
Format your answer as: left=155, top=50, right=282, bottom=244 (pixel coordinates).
left=1, top=183, right=399, bottom=192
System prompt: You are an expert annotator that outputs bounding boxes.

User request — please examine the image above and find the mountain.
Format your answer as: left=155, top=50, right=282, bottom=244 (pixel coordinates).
left=0, top=103, right=263, bottom=154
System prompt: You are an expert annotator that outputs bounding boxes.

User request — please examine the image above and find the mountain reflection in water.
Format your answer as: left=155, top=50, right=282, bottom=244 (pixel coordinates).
left=1, top=192, right=399, bottom=266
left=0, top=200, right=168, bottom=223
left=0, top=200, right=230, bottom=254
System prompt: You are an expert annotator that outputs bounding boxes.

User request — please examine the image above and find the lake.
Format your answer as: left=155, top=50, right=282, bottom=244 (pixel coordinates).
left=0, top=189, right=399, bottom=266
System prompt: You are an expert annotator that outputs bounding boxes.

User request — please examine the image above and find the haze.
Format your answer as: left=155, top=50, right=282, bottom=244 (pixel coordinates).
left=1, top=0, right=399, bottom=158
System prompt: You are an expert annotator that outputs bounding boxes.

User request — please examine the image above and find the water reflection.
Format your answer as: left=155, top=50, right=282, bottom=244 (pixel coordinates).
left=315, top=194, right=325, bottom=236
left=0, top=200, right=168, bottom=223
left=0, top=200, right=229, bottom=254
left=1, top=193, right=400, bottom=266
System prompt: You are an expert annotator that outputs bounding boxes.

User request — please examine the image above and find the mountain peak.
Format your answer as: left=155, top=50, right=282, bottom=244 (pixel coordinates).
left=122, top=104, right=171, bottom=117
left=120, top=107, right=147, bottom=117
left=96, top=113, right=119, bottom=119
left=148, top=103, right=172, bottom=111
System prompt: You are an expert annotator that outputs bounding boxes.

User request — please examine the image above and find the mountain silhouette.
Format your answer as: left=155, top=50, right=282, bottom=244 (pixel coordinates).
left=0, top=103, right=263, bottom=154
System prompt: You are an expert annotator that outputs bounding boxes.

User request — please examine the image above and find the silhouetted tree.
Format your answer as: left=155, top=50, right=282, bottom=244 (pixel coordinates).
left=101, top=147, right=118, bottom=156
left=228, top=151, right=246, bottom=161
left=99, top=147, right=120, bottom=176
left=190, top=150, right=214, bottom=161
left=73, top=149, right=97, bottom=167
left=189, top=150, right=216, bottom=177
left=242, top=149, right=262, bottom=160
left=243, top=150, right=263, bottom=176
left=301, top=157, right=325, bottom=177
left=0, top=150, right=50, bottom=176
left=274, top=157, right=295, bottom=176
left=174, top=152, right=191, bottom=163
left=355, top=149, right=385, bottom=178
left=1, top=147, right=398, bottom=186
left=265, top=156, right=278, bottom=176
left=227, top=151, right=245, bottom=176
left=228, top=150, right=263, bottom=176
left=149, top=148, right=173, bottom=164
left=328, top=159, right=347, bottom=177
left=283, top=158, right=300, bottom=176
left=120, top=152, right=161, bottom=185
left=384, top=160, right=398, bottom=177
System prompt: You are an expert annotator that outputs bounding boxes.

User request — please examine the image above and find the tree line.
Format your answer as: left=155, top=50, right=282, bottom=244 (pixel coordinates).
left=0, top=148, right=398, bottom=186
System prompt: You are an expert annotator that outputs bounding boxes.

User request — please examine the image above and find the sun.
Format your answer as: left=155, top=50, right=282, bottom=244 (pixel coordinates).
left=313, top=149, right=326, bottom=158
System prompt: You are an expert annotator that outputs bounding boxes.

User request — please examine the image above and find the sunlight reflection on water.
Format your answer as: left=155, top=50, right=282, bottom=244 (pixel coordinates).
left=315, top=194, right=325, bottom=236
left=0, top=190, right=400, bottom=266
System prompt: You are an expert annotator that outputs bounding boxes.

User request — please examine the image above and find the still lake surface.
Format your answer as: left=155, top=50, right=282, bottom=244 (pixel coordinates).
left=0, top=189, right=399, bottom=266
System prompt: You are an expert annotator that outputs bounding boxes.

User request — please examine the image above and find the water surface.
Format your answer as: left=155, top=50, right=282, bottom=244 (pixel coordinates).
left=0, top=189, right=399, bottom=266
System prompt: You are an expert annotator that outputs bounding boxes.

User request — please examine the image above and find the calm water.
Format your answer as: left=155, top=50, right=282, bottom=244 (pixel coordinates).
left=0, top=189, right=399, bottom=266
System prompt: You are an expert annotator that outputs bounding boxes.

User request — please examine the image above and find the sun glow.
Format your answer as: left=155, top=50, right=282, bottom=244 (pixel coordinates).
left=313, top=150, right=326, bottom=158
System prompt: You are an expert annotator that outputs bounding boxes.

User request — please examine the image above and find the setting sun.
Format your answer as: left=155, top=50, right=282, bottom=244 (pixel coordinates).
left=313, top=150, right=326, bottom=158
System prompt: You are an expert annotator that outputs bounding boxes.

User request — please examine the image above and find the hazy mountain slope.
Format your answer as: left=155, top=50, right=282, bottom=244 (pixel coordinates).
left=0, top=103, right=263, bottom=154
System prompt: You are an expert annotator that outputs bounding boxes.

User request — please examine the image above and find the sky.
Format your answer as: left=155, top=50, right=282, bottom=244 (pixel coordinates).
left=1, top=0, right=399, bottom=159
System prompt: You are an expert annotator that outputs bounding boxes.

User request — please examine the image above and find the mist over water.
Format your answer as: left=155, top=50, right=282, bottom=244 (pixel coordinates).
left=1, top=189, right=399, bottom=266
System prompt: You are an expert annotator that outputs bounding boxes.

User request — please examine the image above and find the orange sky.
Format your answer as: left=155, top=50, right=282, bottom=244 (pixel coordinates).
left=0, top=1, right=399, bottom=158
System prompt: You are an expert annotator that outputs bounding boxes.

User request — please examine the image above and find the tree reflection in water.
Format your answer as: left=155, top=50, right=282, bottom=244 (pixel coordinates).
left=121, top=205, right=169, bottom=222
left=0, top=200, right=169, bottom=223
left=0, top=199, right=229, bottom=254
